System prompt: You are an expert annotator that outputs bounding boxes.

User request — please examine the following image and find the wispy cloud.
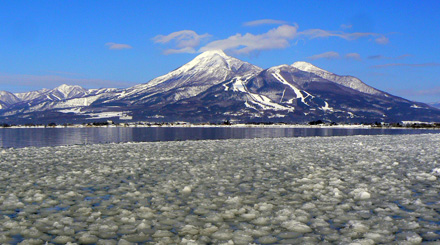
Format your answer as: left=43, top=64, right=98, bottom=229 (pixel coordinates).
left=367, top=54, right=412, bottom=60
left=397, top=87, right=440, bottom=100
left=371, top=63, right=440, bottom=68
left=152, top=30, right=211, bottom=54
left=0, top=73, right=132, bottom=89
left=243, top=19, right=289, bottom=27
left=368, top=55, right=384, bottom=60
left=308, top=51, right=340, bottom=60
left=154, top=23, right=389, bottom=55
left=412, top=87, right=440, bottom=96
left=298, top=29, right=388, bottom=45
left=105, top=42, right=133, bottom=50
left=45, top=71, right=84, bottom=76
left=345, top=53, right=361, bottom=60
left=340, top=24, right=352, bottom=29
left=374, top=36, right=389, bottom=45
left=199, top=24, right=298, bottom=54
left=163, top=47, right=198, bottom=55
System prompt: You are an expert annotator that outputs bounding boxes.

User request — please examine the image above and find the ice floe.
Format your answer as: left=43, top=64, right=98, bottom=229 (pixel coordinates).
left=0, top=134, right=440, bottom=243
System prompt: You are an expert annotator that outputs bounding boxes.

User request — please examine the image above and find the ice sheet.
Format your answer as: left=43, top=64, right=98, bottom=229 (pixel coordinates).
left=1, top=134, right=440, bottom=243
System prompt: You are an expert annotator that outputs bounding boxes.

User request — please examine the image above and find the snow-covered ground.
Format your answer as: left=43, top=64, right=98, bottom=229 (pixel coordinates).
left=1, top=134, right=440, bottom=244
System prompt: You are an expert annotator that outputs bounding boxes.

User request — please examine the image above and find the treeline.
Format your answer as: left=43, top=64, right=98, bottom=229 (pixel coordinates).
left=1, top=121, right=440, bottom=128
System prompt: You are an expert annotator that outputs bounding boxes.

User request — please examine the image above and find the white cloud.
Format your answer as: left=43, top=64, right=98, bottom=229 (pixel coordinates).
left=163, top=47, right=197, bottom=55
left=308, top=51, right=340, bottom=60
left=368, top=54, right=412, bottom=60
left=340, top=24, right=353, bottom=29
left=199, top=24, right=298, bottom=54
left=243, top=19, right=289, bottom=26
left=105, top=42, right=133, bottom=50
left=153, top=30, right=211, bottom=54
left=345, top=53, right=361, bottom=60
left=299, top=29, right=384, bottom=41
left=375, top=36, right=389, bottom=45
left=153, top=23, right=389, bottom=55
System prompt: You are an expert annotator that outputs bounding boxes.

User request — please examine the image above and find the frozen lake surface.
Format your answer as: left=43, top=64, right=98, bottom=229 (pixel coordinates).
left=1, top=126, right=439, bottom=148
left=1, top=134, right=440, bottom=244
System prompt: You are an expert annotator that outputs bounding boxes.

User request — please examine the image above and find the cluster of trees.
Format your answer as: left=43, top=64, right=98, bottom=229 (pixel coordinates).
left=308, top=120, right=338, bottom=126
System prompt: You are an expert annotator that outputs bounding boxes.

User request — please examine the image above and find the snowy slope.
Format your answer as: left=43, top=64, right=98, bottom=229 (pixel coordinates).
left=292, top=61, right=384, bottom=96
left=1, top=51, right=440, bottom=123
left=155, top=61, right=440, bottom=123
left=135, top=50, right=261, bottom=90
left=107, top=50, right=263, bottom=104
left=0, top=91, right=21, bottom=109
left=1, top=85, right=121, bottom=116
left=14, top=89, right=49, bottom=101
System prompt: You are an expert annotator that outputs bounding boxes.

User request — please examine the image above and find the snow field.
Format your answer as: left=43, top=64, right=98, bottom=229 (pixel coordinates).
left=0, top=134, right=440, bottom=244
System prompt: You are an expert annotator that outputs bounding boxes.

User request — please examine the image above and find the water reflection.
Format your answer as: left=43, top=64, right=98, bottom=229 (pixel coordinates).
left=0, top=126, right=437, bottom=148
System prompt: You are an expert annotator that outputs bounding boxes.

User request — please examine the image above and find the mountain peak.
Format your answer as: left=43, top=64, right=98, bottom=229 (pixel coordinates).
left=55, top=84, right=79, bottom=91
left=151, top=49, right=261, bottom=81
left=197, top=49, right=227, bottom=57
left=291, top=61, right=328, bottom=74
left=292, top=61, right=383, bottom=96
left=51, top=84, right=88, bottom=99
left=126, top=49, right=262, bottom=101
left=185, top=49, right=234, bottom=70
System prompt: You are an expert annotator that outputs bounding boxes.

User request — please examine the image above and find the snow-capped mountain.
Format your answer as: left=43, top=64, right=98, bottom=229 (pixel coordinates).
left=1, top=51, right=440, bottom=124
left=14, top=89, right=49, bottom=102
left=292, top=61, right=383, bottom=96
left=95, top=50, right=262, bottom=107
left=1, top=85, right=121, bottom=121
left=0, top=91, right=21, bottom=109
left=154, top=62, right=439, bottom=123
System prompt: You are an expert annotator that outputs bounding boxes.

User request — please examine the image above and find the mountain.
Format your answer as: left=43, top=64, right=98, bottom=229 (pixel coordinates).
left=1, top=85, right=122, bottom=123
left=0, top=91, right=21, bottom=110
left=94, top=50, right=262, bottom=107
left=1, top=51, right=440, bottom=124
left=430, top=102, right=440, bottom=109
left=154, top=63, right=439, bottom=123
left=292, top=62, right=384, bottom=96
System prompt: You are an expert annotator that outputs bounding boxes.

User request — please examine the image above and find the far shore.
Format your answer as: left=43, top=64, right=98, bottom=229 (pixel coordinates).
left=1, top=121, right=440, bottom=129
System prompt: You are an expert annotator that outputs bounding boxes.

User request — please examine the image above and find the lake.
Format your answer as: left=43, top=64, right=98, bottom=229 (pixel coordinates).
left=1, top=126, right=439, bottom=148
left=1, top=134, right=440, bottom=243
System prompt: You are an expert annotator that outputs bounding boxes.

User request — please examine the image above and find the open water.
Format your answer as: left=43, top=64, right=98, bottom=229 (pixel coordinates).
left=0, top=126, right=439, bottom=148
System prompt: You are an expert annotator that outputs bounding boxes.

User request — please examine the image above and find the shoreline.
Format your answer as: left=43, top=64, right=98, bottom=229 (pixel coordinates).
left=1, top=122, right=440, bottom=130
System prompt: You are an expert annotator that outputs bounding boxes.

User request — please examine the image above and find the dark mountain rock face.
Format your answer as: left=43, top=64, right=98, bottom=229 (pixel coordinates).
left=1, top=51, right=440, bottom=124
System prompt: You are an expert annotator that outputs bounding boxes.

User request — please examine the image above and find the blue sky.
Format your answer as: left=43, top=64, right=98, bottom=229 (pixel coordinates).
left=1, top=0, right=439, bottom=103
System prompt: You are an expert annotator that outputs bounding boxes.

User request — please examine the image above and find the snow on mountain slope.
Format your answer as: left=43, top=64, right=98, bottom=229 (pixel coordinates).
left=14, top=89, right=48, bottom=101
left=142, top=50, right=261, bottom=88
left=161, top=59, right=440, bottom=123
left=1, top=85, right=122, bottom=115
left=292, top=61, right=383, bottom=96
left=51, top=84, right=89, bottom=100
left=113, top=50, right=263, bottom=103
left=13, top=84, right=88, bottom=103
left=2, top=51, right=440, bottom=123
left=0, top=91, right=21, bottom=105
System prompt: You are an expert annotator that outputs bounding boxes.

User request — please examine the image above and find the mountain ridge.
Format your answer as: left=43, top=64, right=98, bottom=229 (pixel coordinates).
left=1, top=51, right=440, bottom=124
